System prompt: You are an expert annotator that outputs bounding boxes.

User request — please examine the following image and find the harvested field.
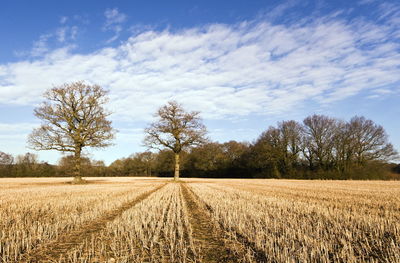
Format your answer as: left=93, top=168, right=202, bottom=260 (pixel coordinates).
left=0, top=177, right=399, bottom=262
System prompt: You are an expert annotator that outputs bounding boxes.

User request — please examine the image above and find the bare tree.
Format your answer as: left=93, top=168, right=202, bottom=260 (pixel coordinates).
left=0, top=151, right=13, bottom=166
left=278, top=120, right=304, bottom=174
left=14, top=152, right=40, bottom=177
left=144, top=101, right=207, bottom=180
left=303, top=115, right=338, bottom=170
left=16, top=152, right=39, bottom=166
left=347, top=116, right=397, bottom=165
left=136, top=151, right=156, bottom=177
left=251, top=126, right=283, bottom=178
left=28, top=81, right=115, bottom=182
left=0, top=151, right=14, bottom=177
left=332, top=120, right=353, bottom=173
left=57, top=155, right=92, bottom=176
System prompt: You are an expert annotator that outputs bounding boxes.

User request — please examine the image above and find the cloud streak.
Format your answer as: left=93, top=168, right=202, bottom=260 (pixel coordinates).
left=0, top=7, right=399, bottom=123
left=103, top=8, right=127, bottom=43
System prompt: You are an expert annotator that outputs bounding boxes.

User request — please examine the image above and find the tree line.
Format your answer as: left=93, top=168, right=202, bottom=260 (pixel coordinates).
left=0, top=81, right=399, bottom=180
left=108, top=115, right=399, bottom=180
left=0, top=152, right=107, bottom=177
left=2, top=114, right=398, bottom=179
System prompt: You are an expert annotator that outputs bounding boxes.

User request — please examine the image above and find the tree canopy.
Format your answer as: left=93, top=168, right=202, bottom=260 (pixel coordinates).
left=144, top=101, right=207, bottom=180
left=28, top=81, right=115, bottom=181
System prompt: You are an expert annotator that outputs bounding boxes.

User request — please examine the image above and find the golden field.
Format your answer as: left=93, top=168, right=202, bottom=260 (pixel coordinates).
left=0, top=177, right=399, bottom=263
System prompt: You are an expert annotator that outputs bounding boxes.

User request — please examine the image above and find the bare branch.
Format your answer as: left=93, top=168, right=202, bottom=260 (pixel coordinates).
left=143, top=101, right=208, bottom=180
left=28, top=81, right=116, bottom=179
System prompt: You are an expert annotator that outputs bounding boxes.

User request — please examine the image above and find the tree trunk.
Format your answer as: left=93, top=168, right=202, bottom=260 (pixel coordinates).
left=174, top=153, right=180, bottom=181
left=74, top=147, right=82, bottom=181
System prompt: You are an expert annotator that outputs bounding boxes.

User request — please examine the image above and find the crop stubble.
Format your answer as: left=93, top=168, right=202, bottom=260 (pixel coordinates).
left=1, top=178, right=399, bottom=263
left=22, top=183, right=166, bottom=262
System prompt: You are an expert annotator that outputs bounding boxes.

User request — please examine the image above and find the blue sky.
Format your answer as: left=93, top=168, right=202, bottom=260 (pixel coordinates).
left=0, top=0, right=399, bottom=165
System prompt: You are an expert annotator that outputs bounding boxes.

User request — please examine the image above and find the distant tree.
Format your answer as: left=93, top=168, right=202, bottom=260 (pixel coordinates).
left=221, top=141, right=250, bottom=176
left=332, top=120, right=353, bottom=174
left=185, top=141, right=249, bottom=178
left=58, top=155, right=92, bottom=176
left=90, top=160, right=107, bottom=177
left=186, top=142, right=226, bottom=173
left=109, top=158, right=126, bottom=176
left=115, top=153, right=153, bottom=177
left=0, top=151, right=13, bottom=166
left=132, top=151, right=156, bottom=176
left=16, top=152, right=38, bottom=165
left=15, top=152, right=39, bottom=177
left=303, top=115, right=338, bottom=170
left=0, top=151, right=14, bottom=177
left=347, top=116, right=397, bottom=164
left=277, top=121, right=304, bottom=175
left=153, top=149, right=176, bottom=177
left=392, top=164, right=400, bottom=174
left=92, top=160, right=106, bottom=167
left=221, top=141, right=249, bottom=164
left=28, top=81, right=115, bottom=182
left=144, top=101, right=207, bottom=180
left=251, top=126, right=284, bottom=178
left=248, top=121, right=307, bottom=178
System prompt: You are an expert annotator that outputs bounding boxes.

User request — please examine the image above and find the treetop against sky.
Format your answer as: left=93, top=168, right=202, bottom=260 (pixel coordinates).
left=0, top=0, right=399, bottom=165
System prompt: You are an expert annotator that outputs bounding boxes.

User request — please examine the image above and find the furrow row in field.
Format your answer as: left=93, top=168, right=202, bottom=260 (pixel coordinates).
left=180, top=183, right=241, bottom=263
left=218, top=180, right=400, bottom=214
left=189, top=182, right=400, bottom=263
left=55, top=183, right=197, bottom=263
left=206, top=182, right=400, bottom=224
left=2, top=178, right=399, bottom=263
left=50, top=182, right=254, bottom=263
left=0, top=181, right=164, bottom=263
left=21, top=183, right=166, bottom=262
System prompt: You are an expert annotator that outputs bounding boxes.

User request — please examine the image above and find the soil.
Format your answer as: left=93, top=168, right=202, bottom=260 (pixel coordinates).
left=180, top=183, right=240, bottom=263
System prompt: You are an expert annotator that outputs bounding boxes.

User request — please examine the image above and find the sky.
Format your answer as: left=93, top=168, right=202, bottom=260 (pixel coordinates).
left=0, top=0, right=399, bottom=165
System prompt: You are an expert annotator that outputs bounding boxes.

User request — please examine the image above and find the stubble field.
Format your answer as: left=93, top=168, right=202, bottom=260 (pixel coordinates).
left=0, top=177, right=399, bottom=263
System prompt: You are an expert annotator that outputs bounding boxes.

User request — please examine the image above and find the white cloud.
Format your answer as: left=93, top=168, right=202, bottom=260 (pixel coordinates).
left=103, top=8, right=127, bottom=43
left=129, top=24, right=156, bottom=36
left=56, top=27, right=67, bottom=42
left=0, top=9, right=399, bottom=123
left=17, top=18, right=80, bottom=57
left=30, top=34, right=52, bottom=57
left=55, top=26, right=79, bottom=43
left=70, top=26, right=78, bottom=40
left=104, top=8, right=127, bottom=26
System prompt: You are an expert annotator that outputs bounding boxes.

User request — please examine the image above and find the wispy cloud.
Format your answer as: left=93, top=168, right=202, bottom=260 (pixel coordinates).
left=15, top=15, right=81, bottom=57
left=56, top=15, right=81, bottom=43
left=1, top=4, right=399, bottom=123
left=103, top=8, right=127, bottom=43
left=56, top=27, right=67, bottom=42
left=55, top=25, right=79, bottom=43
left=60, top=16, right=68, bottom=24
left=129, top=24, right=157, bottom=36
left=104, top=8, right=127, bottom=26
left=263, top=0, right=301, bottom=22
left=30, top=34, right=52, bottom=56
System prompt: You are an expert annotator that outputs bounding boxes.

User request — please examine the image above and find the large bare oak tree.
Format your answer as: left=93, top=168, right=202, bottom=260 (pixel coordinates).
left=144, top=101, right=207, bottom=180
left=28, top=81, right=115, bottom=182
